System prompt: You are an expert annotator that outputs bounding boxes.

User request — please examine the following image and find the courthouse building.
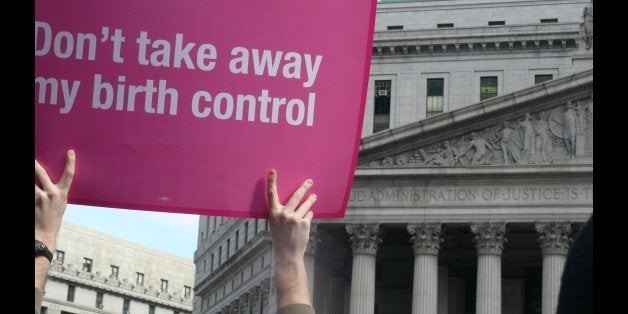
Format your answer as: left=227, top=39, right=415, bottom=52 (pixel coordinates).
left=193, top=1, right=593, bottom=313
left=41, top=222, right=195, bottom=314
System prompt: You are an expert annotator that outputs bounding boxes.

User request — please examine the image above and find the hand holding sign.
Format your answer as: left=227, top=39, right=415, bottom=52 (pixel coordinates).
left=35, top=0, right=376, bottom=218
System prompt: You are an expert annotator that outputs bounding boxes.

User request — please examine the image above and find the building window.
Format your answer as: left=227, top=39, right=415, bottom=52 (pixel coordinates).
left=40, top=307, right=47, bottom=314
left=161, top=279, right=169, bottom=293
left=535, top=74, right=553, bottom=84
left=426, top=78, right=444, bottom=118
left=213, top=216, right=217, bottom=230
left=235, top=230, right=240, bottom=251
left=211, top=253, right=215, bottom=272
left=174, top=311, right=180, bottom=314
left=82, top=258, right=93, bottom=272
left=373, top=80, right=391, bottom=133
left=245, top=221, right=250, bottom=242
left=387, top=25, right=403, bottom=30
left=488, top=21, right=505, bottom=26
left=55, top=250, right=65, bottom=265
left=123, top=299, right=130, bottom=313
left=66, top=285, right=75, bottom=302
left=540, top=18, right=558, bottom=23
left=254, top=219, right=259, bottom=234
left=184, top=285, right=192, bottom=298
left=437, top=23, right=454, bottom=28
left=136, top=272, right=144, bottom=286
left=149, top=305, right=156, bottom=314
left=227, top=238, right=231, bottom=258
left=110, top=265, right=119, bottom=279
left=480, top=76, right=498, bottom=100
left=96, top=291, right=104, bottom=308
left=218, top=246, right=222, bottom=265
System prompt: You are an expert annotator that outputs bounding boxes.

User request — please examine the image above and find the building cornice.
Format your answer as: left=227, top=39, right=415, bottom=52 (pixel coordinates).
left=377, top=0, right=588, bottom=13
left=355, top=164, right=591, bottom=177
left=48, top=263, right=192, bottom=310
left=42, top=298, right=110, bottom=314
left=372, top=23, right=580, bottom=57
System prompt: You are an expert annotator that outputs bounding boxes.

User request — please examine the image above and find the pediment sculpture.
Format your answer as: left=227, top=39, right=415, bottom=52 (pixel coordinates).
left=362, top=94, right=593, bottom=168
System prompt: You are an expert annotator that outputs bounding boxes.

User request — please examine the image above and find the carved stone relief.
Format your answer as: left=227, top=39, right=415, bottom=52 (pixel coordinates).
left=346, top=224, right=384, bottom=255
left=581, top=1, right=593, bottom=50
left=361, top=97, right=593, bottom=168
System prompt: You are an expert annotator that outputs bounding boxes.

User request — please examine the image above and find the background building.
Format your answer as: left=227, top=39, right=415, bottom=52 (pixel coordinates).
left=193, top=1, right=593, bottom=313
left=42, top=222, right=195, bottom=314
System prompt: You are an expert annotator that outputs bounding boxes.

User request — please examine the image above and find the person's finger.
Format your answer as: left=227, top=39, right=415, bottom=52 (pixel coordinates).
left=35, top=184, right=43, bottom=196
left=303, top=210, right=314, bottom=223
left=58, top=150, right=76, bottom=191
left=285, top=179, right=313, bottom=211
left=35, top=160, right=54, bottom=190
left=267, top=169, right=281, bottom=213
left=294, top=194, right=317, bottom=219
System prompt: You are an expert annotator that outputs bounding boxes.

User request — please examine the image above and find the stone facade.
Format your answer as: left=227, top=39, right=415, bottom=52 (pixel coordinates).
left=363, top=0, right=592, bottom=137
left=41, top=222, right=194, bottom=314
left=193, top=1, right=593, bottom=314
left=193, top=218, right=273, bottom=313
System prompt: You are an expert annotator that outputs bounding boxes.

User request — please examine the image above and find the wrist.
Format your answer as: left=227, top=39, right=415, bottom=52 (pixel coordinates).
left=274, top=255, right=311, bottom=308
left=35, top=233, right=57, bottom=253
left=274, top=250, right=304, bottom=267
left=35, top=255, right=52, bottom=265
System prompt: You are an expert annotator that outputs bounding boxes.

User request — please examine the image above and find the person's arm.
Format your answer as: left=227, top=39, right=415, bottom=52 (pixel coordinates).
left=35, top=150, right=76, bottom=313
left=267, top=169, right=316, bottom=313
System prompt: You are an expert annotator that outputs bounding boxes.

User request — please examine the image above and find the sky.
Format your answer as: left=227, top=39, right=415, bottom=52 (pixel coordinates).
left=63, top=204, right=200, bottom=260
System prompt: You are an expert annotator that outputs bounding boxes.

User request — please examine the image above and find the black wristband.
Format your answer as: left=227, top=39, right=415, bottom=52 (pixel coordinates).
left=35, top=240, right=53, bottom=263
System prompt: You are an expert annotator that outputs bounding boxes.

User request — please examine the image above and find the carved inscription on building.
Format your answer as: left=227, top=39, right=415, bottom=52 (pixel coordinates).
left=349, top=185, right=592, bottom=207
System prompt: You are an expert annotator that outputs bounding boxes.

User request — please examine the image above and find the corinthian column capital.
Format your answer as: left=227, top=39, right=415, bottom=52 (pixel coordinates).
left=407, top=222, right=443, bottom=255
left=535, top=222, right=572, bottom=255
left=470, top=222, right=507, bottom=255
left=346, top=224, right=383, bottom=255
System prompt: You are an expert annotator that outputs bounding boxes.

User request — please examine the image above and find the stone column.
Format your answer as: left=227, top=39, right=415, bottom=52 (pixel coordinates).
left=239, top=292, right=250, bottom=314
left=329, top=276, right=347, bottom=314
left=304, top=223, right=320, bottom=299
left=260, top=278, right=270, bottom=314
left=346, top=224, right=383, bottom=314
left=535, top=222, right=572, bottom=314
left=231, top=300, right=240, bottom=314
left=407, top=223, right=442, bottom=314
left=250, top=286, right=260, bottom=314
left=471, top=222, right=507, bottom=314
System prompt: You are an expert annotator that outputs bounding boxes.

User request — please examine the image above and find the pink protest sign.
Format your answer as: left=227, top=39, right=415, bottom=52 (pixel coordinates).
left=35, top=0, right=375, bottom=218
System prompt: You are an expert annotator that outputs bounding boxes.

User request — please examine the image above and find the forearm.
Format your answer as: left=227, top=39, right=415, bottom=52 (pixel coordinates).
left=275, top=255, right=311, bottom=309
left=35, top=256, right=51, bottom=313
